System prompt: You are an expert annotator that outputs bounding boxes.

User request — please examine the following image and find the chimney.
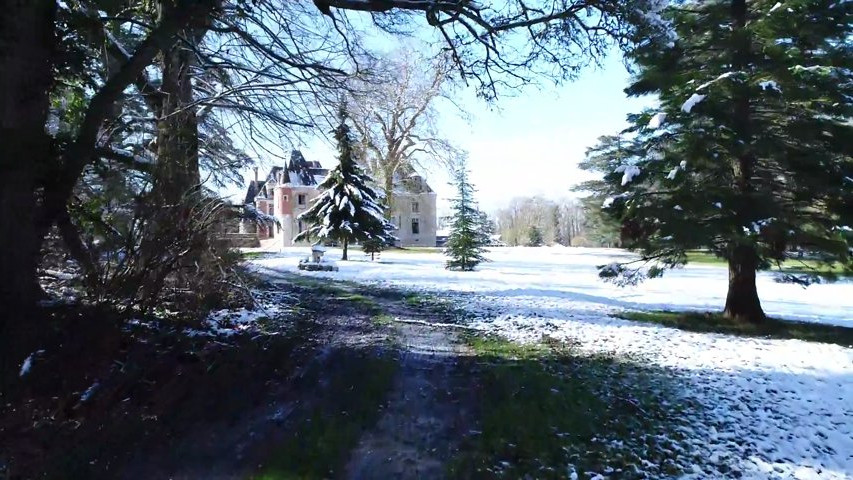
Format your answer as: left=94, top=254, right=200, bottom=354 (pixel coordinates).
left=253, top=167, right=258, bottom=182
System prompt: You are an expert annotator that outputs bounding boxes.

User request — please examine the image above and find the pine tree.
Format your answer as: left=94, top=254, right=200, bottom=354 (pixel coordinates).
left=361, top=238, right=384, bottom=261
left=295, top=110, right=395, bottom=260
left=527, top=225, right=544, bottom=247
left=583, top=0, right=853, bottom=323
left=445, top=162, right=490, bottom=271
left=552, top=206, right=565, bottom=246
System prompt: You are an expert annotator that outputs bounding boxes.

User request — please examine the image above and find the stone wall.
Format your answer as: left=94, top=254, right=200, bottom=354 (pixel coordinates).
left=390, top=192, right=438, bottom=247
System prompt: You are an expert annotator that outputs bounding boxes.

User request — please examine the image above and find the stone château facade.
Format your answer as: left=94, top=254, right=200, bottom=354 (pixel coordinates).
left=242, top=151, right=437, bottom=247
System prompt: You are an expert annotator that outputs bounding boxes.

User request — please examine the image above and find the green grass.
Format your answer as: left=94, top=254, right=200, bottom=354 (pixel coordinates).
left=332, top=291, right=379, bottom=312
left=463, top=334, right=550, bottom=360
left=256, top=350, right=398, bottom=480
left=618, top=310, right=853, bottom=347
left=389, top=246, right=442, bottom=254
left=451, top=334, right=695, bottom=479
left=685, top=250, right=848, bottom=277
left=683, top=251, right=727, bottom=265
left=371, top=313, right=395, bottom=325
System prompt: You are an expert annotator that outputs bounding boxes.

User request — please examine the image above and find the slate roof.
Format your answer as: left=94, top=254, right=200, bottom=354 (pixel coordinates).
left=243, top=151, right=328, bottom=204
left=243, top=180, right=265, bottom=204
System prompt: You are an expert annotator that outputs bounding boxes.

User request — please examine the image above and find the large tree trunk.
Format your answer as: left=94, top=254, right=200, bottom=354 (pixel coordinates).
left=153, top=28, right=200, bottom=205
left=139, top=2, right=206, bottom=289
left=383, top=172, right=394, bottom=218
left=0, top=0, right=56, bottom=318
left=723, top=0, right=764, bottom=324
left=723, top=245, right=765, bottom=323
left=342, top=238, right=349, bottom=261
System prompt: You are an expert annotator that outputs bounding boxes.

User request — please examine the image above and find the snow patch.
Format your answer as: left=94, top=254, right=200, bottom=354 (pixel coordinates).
left=697, top=71, right=737, bottom=91
left=682, top=94, right=706, bottom=113
left=615, top=165, right=642, bottom=186
left=19, top=350, right=45, bottom=377
left=666, top=167, right=679, bottom=180
left=648, top=112, right=667, bottom=129
left=80, top=381, right=100, bottom=402
left=759, top=80, right=781, bottom=92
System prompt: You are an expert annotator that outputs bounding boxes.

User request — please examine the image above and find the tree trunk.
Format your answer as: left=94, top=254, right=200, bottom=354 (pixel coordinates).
left=342, top=238, right=349, bottom=261
left=722, top=0, right=764, bottom=325
left=383, top=173, right=394, bottom=218
left=153, top=29, right=200, bottom=205
left=0, top=0, right=56, bottom=318
left=723, top=245, right=765, bottom=323
left=57, top=207, right=100, bottom=291
left=143, top=2, right=208, bottom=285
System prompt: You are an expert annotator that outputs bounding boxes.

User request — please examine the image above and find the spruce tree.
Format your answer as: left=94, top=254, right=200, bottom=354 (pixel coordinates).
left=295, top=110, right=395, bottom=260
left=552, top=206, right=565, bottom=246
left=445, top=162, right=490, bottom=271
left=583, top=0, right=853, bottom=323
left=527, top=225, right=544, bottom=247
left=361, top=238, right=384, bottom=261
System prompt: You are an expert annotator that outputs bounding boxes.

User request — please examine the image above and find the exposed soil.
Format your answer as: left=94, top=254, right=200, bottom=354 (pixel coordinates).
left=342, top=289, right=476, bottom=480
left=1, top=272, right=478, bottom=479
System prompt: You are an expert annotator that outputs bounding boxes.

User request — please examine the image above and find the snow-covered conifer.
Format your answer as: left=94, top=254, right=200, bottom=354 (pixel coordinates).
left=582, top=0, right=853, bottom=323
left=445, top=161, right=490, bottom=271
left=295, top=109, right=395, bottom=260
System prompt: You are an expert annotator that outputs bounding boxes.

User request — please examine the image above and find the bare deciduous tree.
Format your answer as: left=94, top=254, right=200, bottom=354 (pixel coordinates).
left=346, top=49, right=460, bottom=210
left=496, top=196, right=587, bottom=246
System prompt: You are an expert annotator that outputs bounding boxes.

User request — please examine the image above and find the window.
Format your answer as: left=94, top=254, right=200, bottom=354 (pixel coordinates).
left=412, top=201, right=419, bottom=213
left=297, top=194, right=306, bottom=205
left=283, top=195, right=289, bottom=202
left=297, top=220, right=304, bottom=233
left=411, top=218, right=420, bottom=235
left=268, top=203, right=274, bottom=215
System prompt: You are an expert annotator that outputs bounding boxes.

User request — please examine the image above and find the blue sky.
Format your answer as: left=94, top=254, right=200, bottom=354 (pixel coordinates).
left=430, top=53, right=654, bottom=214
left=224, top=44, right=654, bottom=215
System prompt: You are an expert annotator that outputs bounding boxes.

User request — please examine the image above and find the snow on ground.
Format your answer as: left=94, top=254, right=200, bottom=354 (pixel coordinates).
left=474, top=315, right=853, bottom=480
left=252, top=246, right=852, bottom=327
left=191, top=288, right=297, bottom=337
left=250, top=246, right=853, bottom=479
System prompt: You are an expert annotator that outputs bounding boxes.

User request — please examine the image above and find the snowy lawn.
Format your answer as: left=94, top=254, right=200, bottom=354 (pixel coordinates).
left=251, top=246, right=852, bottom=327
left=250, top=246, right=853, bottom=479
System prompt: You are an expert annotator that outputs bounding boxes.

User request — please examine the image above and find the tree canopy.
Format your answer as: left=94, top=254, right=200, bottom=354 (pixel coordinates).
left=582, top=0, right=853, bottom=322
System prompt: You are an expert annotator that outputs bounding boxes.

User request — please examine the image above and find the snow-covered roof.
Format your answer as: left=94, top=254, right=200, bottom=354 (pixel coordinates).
left=244, top=150, right=328, bottom=204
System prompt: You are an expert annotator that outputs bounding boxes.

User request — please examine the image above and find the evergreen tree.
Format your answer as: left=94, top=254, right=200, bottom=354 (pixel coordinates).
left=361, top=238, right=385, bottom=261
left=445, top=161, right=490, bottom=271
left=295, top=110, right=395, bottom=260
left=552, top=206, right=565, bottom=246
left=583, top=0, right=853, bottom=323
left=527, top=225, right=544, bottom=247
left=575, top=134, right=635, bottom=248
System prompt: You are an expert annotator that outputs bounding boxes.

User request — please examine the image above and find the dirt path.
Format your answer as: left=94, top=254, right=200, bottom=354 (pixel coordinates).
left=342, top=291, right=476, bottom=479
left=4, top=267, right=483, bottom=479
